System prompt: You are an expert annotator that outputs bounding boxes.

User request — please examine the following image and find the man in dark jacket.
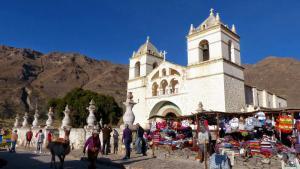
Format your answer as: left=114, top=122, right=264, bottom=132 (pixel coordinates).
left=102, top=124, right=112, bottom=155
left=136, top=123, right=147, bottom=156
left=122, top=124, right=132, bottom=160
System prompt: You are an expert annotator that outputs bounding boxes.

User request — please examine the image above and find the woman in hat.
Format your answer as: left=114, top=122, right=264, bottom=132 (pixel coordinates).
left=83, top=130, right=101, bottom=169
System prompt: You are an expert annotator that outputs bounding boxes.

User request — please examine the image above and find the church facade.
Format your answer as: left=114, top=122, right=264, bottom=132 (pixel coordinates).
left=127, top=9, right=287, bottom=126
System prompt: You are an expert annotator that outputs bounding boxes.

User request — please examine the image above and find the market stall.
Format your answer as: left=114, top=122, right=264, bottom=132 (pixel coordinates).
left=147, top=108, right=300, bottom=168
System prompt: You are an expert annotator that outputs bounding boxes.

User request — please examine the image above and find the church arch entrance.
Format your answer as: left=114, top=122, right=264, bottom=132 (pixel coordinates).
left=149, top=101, right=182, bottom=119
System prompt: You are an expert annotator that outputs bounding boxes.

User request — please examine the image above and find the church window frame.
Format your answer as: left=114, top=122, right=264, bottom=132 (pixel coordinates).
left=152, top=82, right=159, bottom=96
left=162, top=68, right=167, bottom=76
left=153, top=62, right=158, bottom=69
left=199, top=40, right=210, bottom=61
left=134, top=61, right=141, bottom=78
left=160, top=79, right=168, bottom=95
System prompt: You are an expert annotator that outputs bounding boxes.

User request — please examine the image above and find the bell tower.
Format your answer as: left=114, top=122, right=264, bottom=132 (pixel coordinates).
left=128, top=37, right=164, bottom=80
left=185, top=9, right=245, bottom=112
left=187, top=8, right=241, bottom=66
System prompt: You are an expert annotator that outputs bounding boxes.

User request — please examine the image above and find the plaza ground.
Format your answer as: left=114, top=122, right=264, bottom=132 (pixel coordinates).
left=0, top=146, right=282, bottom=169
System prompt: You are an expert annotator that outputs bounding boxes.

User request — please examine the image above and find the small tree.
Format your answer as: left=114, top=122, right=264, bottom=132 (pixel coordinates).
left=48, top=88, right=122, bottom=127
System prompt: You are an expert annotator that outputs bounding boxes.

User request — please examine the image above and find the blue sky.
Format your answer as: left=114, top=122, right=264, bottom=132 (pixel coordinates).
left=0, top=0, right=299, bottom=65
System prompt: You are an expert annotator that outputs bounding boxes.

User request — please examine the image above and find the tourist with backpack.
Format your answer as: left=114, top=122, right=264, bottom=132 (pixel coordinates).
left=25, top=129, right=33, bottom=149
left=35, top=130, right=45, bottom=154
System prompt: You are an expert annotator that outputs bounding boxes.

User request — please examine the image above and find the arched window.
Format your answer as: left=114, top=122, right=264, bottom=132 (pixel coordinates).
left=152, top=82, right=158, bottom=96
left=162, top=68, right=167, bottom=76
left=199, top=40, right=209, bottom=61
left=160, top=80, right=168, bottom=95
left=228, top=40, right=232, bottom=61
left=170, top=78, right=179, bottom=94
left=135, top=61, right=140, bottom=77
left=152, top=62, right=158, bottom=69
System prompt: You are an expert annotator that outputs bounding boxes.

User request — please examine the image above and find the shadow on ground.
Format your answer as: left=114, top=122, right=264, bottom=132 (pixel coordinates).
left=0, top=150, right=95, bottom=169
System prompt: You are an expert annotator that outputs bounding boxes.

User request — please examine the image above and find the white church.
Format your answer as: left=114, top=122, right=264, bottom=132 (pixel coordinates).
left=127, top=9, right=287, bottom=126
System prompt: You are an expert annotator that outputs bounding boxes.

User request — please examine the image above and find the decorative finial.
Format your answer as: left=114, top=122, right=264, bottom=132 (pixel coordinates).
left=210, top=8, right=214, bottom=16
left=196, top=102, right=204, bottom=112
left=162, top=50, right=167, bottom=61
left=189, top=24, right=194, bottom=35
left=146, top=36, right=150, bottom=43
left=231, top=24, right=236, bottom=33
left=132, top=51, right=136, bottom=57
left=216, top=13, right=220, bottom=22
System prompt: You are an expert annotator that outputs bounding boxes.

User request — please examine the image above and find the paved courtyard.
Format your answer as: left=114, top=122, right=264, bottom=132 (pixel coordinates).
left=0, top=147, right=283, bottom=169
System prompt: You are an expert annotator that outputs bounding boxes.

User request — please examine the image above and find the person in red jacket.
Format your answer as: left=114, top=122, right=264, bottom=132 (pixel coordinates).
left=25, top=129, right=33, bottom=149
left=47, top=131, right=53, bottom=144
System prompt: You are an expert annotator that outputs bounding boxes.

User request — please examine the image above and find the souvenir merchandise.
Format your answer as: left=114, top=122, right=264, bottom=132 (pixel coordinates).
left=149, top=119, right=194, bottom=149
left=276, top=115, right=293, bottom=134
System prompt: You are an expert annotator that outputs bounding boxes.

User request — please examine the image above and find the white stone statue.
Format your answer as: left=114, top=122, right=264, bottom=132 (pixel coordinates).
left=32, top=104, right=39, bottom=128
left=196, top=102, right=204, bottom=113
left=14, top=114, right=20, bottom=128
left=86, top=99, right=96, bottom=128
left=123, top=92, right=136, bottom=125
left=46, top=107, right=54, bottom=128
left=61, top=105, right=71, bottom=129
left=22, top=112, right=29, bottom=128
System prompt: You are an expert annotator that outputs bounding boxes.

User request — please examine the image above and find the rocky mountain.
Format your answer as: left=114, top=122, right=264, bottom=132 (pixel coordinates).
left=244, top=56, right=300, bottom=108
left=0, top=45, right=128, bottom=118
left=0, top=45, right=298, bottom=119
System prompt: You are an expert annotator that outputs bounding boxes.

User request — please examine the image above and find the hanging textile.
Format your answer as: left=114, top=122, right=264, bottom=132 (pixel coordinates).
left=276, top=115, right=293, bottom=134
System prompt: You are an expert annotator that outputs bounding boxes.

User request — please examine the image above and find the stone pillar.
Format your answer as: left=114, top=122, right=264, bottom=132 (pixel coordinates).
left=46, top=107, right=54, bottom=129
left=22, top=112, right=29, bottom=128
left=14, top=114, right=20, bottom=128
left=86, top=100, right=96, bottom=128
left=123, top=92, right=136, bottom=126
left=262, top=90, right=268, bottom=108
left=272, top=94, right=278, bottom=108
left=32, top=105, right=39, bottom=128
left=252, top=87, right=258, bottom=107
left=61, top=105, right=71, bottom=129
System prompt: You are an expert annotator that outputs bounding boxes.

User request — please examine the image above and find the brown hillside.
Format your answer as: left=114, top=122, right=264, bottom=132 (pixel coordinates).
left=244, top=56, right=300, bottom=107
left=0, top=45, right=298, bottom=118
left=0, top=45, right=128, bottom=117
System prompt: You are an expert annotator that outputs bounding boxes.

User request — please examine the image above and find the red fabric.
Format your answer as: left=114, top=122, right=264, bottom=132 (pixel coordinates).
left=47, top=133, right=52, bottom=142
left=26, top=131, right=33, bottom=140
left=203, top=120, right=209, bottom=130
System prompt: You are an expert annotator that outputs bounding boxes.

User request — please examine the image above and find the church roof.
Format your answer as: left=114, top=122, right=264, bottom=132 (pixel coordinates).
left=133, top=37, right=163, bottom=58
left=198, top=9, right=223, bottom=29
left=189, top=8, right=237, bottom=35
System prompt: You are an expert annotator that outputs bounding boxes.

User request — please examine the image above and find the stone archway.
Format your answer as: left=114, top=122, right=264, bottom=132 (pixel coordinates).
left=149, top=101, right=182, bottom=118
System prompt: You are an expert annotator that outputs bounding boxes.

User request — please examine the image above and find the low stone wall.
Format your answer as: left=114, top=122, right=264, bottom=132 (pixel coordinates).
left=15, top=127, right=88, bottom=150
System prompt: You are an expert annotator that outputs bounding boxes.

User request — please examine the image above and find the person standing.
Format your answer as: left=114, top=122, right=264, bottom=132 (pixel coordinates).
left=47, top=131, right=53, bottom=144
left=25, top=129, right=33, bottom=149
left=35, top=130, right=45, bottom=154
left=112, top=129, right=119, bottom=154
left=122, top=124, right=132, bottom=160
left=101, top=124, right=112, bottom=155
left=198, top=126, right=209, bottom=163
left=83, top=130, right=101, bottom=169
left=9, top=130, right=18, bottom=153
left=136, top=123, right=146, bottom=156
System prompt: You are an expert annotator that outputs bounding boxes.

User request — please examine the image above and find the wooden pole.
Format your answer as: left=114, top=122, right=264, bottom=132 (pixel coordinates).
left=216, top=113, right=220, bottom=139
left=204, top=138, right=208, bottom=169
